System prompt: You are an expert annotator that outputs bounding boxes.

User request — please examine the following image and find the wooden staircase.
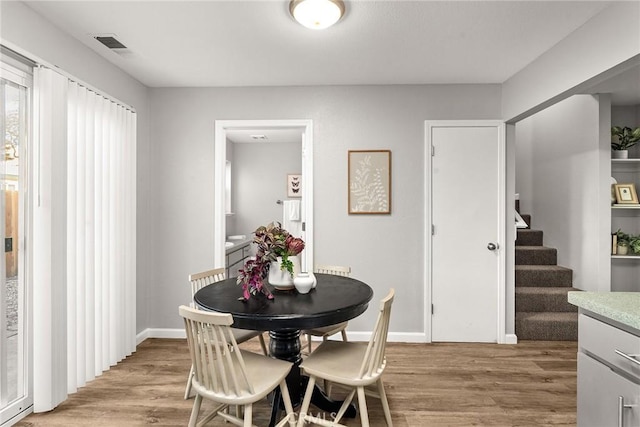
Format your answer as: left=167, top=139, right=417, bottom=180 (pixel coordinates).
left=515, top=214, right=579, bottom=341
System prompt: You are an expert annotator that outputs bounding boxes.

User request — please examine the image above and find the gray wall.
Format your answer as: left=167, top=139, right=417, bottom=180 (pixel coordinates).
left=148, top=85, right=502, bottom=333
left=515, top=95, right=605, bottom=291
left=502, top=2, right=640, bottom=122
left=233, top=141, right=302, bottom=238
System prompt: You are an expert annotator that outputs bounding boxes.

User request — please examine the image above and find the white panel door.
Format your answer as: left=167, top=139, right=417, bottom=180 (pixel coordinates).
left=429, top=122, right=504, bottom=342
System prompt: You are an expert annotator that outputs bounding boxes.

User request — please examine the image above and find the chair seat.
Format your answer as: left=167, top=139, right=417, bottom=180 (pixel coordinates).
left=303, top=321, right=348, bottom=337
left=231, top=327, right=263, bottom=344
left=300, top=340, right=385, bottom=386
left=193, top=349, right=292, bottom=405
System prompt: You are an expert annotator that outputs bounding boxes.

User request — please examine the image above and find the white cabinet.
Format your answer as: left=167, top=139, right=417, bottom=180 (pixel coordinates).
left=225, top=243, right=250, bottom=279
left=578, top=353, right=640, bottom=427
left=611, top=159, right=640, bottom=291
left=577, top=313, right=640, bottom=427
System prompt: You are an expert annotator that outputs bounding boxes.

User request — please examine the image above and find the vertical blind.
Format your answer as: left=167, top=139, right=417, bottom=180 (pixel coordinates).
left=33, top=67, right=136, bottom=410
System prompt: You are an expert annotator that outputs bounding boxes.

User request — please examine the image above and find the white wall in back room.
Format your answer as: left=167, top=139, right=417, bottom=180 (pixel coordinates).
left=233, top=141, right=302, bottom=239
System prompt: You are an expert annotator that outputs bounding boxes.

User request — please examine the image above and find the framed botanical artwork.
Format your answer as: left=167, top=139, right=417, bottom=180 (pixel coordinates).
left=287, top=174, right=302, bottom=198
left=348, top=150, right=391, bottom=214
left=614, top=183, right=639, bottom=204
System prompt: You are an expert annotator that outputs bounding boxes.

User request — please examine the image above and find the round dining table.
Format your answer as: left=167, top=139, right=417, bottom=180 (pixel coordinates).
left=193, top=273, right=374, bottom=426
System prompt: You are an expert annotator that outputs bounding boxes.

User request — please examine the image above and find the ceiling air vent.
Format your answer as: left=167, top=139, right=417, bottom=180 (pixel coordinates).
left=94, top=35, right=127, bottom=50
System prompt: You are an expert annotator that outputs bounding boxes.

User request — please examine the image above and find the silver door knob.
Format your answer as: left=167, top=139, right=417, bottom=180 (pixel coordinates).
left=487, top=243, right=498, bottom=251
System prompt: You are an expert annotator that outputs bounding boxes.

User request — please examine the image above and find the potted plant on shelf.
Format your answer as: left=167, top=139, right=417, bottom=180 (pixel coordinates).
left=236, top=221, right=305, bottom=300
left=629, top=234, right=640, bottom=255
left=615, top=229, right=631, bottom=255
left=611, top=126, right=640, bottom=159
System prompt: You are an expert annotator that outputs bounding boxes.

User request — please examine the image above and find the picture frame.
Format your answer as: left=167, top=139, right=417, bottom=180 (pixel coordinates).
left=614, top=183, right=639, bottom=204
left=287, top=174, right=302, bottom=198
left=348, top=150, right=391, bottom=214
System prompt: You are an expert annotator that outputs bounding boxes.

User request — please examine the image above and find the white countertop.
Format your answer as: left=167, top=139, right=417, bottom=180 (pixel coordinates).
left=225, top=237, right=252, bottom=254
left=568, top=291, right=640, bottom=331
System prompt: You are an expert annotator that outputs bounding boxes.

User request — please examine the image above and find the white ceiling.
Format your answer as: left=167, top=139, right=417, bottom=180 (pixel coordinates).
left=17, top=1, right=640, bottom=106
left=23, top=0, right=615, bottom=89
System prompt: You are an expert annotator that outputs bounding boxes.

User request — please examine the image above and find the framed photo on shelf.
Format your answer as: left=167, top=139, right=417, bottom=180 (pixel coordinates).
left=613, top=183, right=639, bottom=204
left=348, top=150, right=391, bottom=214
left=287, top=174, right=302, bottom=198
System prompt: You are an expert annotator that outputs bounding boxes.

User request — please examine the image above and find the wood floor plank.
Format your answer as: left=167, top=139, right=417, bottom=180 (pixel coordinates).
left=17, top=339, right=577, bottom=426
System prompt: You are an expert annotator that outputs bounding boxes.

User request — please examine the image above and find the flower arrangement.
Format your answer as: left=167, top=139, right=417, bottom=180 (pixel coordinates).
left=237, top=222, right=305, bottom=300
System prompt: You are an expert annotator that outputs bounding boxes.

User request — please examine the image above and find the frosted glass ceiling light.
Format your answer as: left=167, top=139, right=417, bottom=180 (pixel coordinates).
left=289, top=0, right=345, bottom=30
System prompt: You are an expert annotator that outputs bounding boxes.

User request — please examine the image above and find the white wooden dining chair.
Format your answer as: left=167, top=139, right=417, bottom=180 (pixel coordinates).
left=184, top=267, right=268, bottom=400
left=179, top=305, right=296, bottom=427
left=301, top=265, right=351, bottom=355
left=296, top=289, right=395, bottom=427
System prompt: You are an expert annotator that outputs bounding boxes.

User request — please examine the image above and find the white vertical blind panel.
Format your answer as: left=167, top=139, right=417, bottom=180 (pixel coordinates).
left=127, top=113, right=137, bottom=351
left=33, top=67, right=68, bottom=412
left=101, top=102, right=111, bottom=371
left=93, top=97, right=103, bottom=377
left=66, top=82, right=78, bottom=394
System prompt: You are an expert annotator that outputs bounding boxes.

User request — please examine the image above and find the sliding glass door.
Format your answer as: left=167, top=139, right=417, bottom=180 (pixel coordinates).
left=0, top=57, right=31, bottom=425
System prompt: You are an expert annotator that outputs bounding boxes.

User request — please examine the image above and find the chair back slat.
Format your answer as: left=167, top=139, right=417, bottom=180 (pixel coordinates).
left=314, top=264, right=351, bottom=277
left=189, top=268, right=226, bottom=299
left=179, top=305, right=255, bottom=398
left=358, top=289, right=394, bottom=379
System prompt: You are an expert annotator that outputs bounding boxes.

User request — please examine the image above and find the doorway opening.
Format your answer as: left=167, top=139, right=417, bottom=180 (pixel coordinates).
left=214, top=120, right=314, bottom=273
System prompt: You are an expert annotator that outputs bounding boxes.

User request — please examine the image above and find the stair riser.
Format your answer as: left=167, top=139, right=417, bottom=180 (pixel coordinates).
left=516, top=318, right=578, bottom=341
left=516, top=248, right=557, bottom=265
left=516, top=230, right=543, bottom=246
left=515, top=269, right=573, bottom=287
left=520, top=214, right=531, bottom=227
left=516, top=293, right=577, bottom=313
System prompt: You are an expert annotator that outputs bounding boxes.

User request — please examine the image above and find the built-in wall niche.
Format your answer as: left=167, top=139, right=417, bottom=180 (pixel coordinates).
left=610, top=104, right=640, bottom=292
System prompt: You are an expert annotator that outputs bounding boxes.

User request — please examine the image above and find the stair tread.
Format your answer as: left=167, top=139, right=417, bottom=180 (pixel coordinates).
left=516, top=265, right=572, bottom=271
left=516, top=246, right=556, bottom=251
left=516, top=287, right=579, bottom=294
left=516, top=312, right=577, bottom=321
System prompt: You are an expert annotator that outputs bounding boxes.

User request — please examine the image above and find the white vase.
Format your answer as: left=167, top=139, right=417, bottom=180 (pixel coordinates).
left=294, top=273, right=314, bottom=294
left=268, top=256, right=300, bottom=290
left=612, top=150, right=629, bottom=159
left=309, top=271, right=317, bottom=288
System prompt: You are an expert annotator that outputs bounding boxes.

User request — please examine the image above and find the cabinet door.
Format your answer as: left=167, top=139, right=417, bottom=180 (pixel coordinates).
left=578, top=353, right=640, bottom=427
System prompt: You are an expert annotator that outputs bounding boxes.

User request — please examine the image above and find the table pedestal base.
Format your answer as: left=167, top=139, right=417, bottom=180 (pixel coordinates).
left=267, top=330, right=356, bottom=426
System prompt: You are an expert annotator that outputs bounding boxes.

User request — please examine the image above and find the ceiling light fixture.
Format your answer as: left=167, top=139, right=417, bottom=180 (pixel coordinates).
left=289, top=0, right=345, bottom=30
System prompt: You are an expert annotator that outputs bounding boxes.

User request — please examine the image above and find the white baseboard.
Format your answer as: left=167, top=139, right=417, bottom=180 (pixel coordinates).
left=137, top=328, right=428, bottom=345
left=136, top=328, right=185, bottom=344
left=345, top=331, right=427, bottom=343
left=504, top=333, right=518, bottom=344
left=137, top=329, right=517, bottom=345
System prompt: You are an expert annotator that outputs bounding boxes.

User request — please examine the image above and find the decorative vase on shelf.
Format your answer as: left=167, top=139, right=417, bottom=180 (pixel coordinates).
left=617, top=244, right=629, bottom=255
left=612, top=150, right=629, bottom=159
left=268, top=256, right=300, bottom=290
left=294, top=273, right=314, bottom=294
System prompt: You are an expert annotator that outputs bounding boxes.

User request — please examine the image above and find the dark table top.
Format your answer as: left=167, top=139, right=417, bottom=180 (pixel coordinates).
left=193, top=273, right=374, bottom=331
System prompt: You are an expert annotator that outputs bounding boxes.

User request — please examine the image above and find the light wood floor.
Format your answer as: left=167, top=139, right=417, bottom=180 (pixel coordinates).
left=17, top=338, right=577, bottom=426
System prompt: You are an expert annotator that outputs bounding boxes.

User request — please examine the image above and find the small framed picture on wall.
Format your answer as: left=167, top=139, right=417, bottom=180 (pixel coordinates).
left=287, top=174, right=302, bottom=198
